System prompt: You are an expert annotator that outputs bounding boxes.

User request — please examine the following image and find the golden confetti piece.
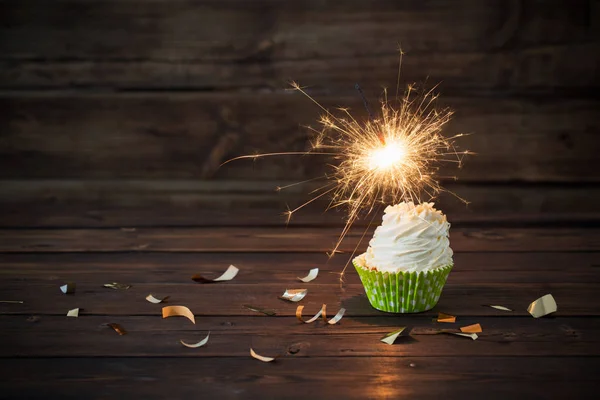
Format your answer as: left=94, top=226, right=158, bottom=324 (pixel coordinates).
left=296, top=304, right=327, bottom=324
left=243, top=304, right=276, bottom=316
left=120, top=227, right=136, bottom=232
left=298, top=268, right=319, bottom=283
left=327, top=307, right=346, bottom=325
left=527, top=294, right=557, bottom=318
left=146, top=294, right=170, bottom=304
left=485, top=305, right=512, bottom=311
left=280, top=289, right=307, bottom=302
left=162, top=305, right=196, bottom=324
left=66, top=308, right=79, bottom=317
left=449, top=332, right=478, bottom=340
left=250, top=348, right=276, bottom=362
left=103, top=282, right=131, bottom=290
left=191, top=265, right=239, bottom=283
left=0, top=300, right=23, bottom=304
left=107, top=323, right=127, bottom=335
left=180, top=332, right=210, bottom=348
left=60, top=282, right=76, bottom=294
left=380, top=327, right=406, bottom=345
left=460, top=323, right=482, bottom=333
left=437, top=312, right=456, bottom=323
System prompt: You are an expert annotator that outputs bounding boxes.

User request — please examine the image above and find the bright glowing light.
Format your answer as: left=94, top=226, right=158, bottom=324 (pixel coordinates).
left=367, top=140, right=407, bottom=170
left=222, top=50, right=471, bottom=265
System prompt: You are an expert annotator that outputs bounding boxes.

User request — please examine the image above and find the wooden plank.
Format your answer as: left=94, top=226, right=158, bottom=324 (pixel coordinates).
left=2, top=0, right=589, bottom=61
left=0, top=281, right=595, bottom=316
left=0, top=227, right=597, bottom=253
left=1, top=315, right=598, bottom=358
left=1, top=180, right=600, bottom=228
left=0, top=357, right=597, bottom=399
left=1, top=93, right=599, bottom=182
left=1, top=1, right=595, bottom=94
left=2, top=45, right=598, bottom=96
left=0, top=252, right=598, bottom=284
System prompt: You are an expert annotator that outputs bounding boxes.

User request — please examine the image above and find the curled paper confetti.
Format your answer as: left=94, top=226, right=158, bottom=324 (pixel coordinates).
left=437, top=312, right=456, bottom=323
left=449, top=332, right=478, bottom=340
left=192, top=265, right=239, bottom=283
left=60, top=282, right=76, bottom=294
left=527, top=294, right=557, bottom=318
left=146, top=294, right=170, bottom=304
left=66, top=308, right=79, bottom=317
left=327, top=307, right=346, bottom=325
left=298, top=268, right=319, bottom=283
left=296, top=304, right=326, bottom=324
left=280, top=289, right=307, bottom=302
left=103, top=282, right=131, bottom=290
left=460, top=323, right=482, bottom=333
left=485, top=305, right=512, bottom=311
left=180, top=332, right=210, bottom=349
left=250, top=348, right=276, bottom=362
left=243, top=305, right=276, bottom=316
left=106, top=323, right=127, bottom=335
left=162, top=305, right=196, bottom=324
left=380, top=327, right=406, bottom=345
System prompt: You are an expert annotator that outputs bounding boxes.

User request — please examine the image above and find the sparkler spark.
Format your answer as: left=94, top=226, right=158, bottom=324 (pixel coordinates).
left=222, top=51, right=471, bottom=267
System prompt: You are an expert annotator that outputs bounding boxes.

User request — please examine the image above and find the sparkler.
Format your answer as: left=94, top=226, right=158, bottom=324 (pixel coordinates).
left=223, top=50, right=471, bottom=277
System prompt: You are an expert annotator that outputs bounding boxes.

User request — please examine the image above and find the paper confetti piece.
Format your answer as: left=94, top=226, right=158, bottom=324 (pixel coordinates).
left=107, top=323, right=127, bottom=335
left=485, top=305, right=512, bottom=311
left=250, top=348, right=276, bottom=362
left=66, top=308, right=79, bottom=317
left=0, top=300, right=23, bottom=304
left=327, top=307, right=346, bottom=325
left=298, top=268, right=319, bottom=283
left=243, top=304, right=276, bottom=316
left=103, top=282, right=131, bottom=290
left=296, top=304, right=326, bottom=324
left=527, top=294, right=557, bottom=318
left=449, top=332, right=478, bottom=340
left=280, top=289, right=307, bottom=302
left=60, top=282, right=76, bottom=294
left=380, top=327, right=406, bottom=345
left=437, top=312, right=456, bottom=323
left=460, top=323, right=482, bottom=333
left=146, top=294, right=170, bottom=304
left=162, top=305, right=196, bottom=324
left=180, top=332, right=210, bottom=348
left=192, top=265, right=239, bottom=283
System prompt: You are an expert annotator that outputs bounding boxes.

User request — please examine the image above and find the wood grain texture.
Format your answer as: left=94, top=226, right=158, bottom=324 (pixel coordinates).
left=0, top=357, right=597, bottom=400
left=0, top=281, right=596, bottom=316
left=1, top=252, right=597, bottom=284
left=1, top=316, right=598, bottom=357
left=2, top=180, right=599, bottom=228
left=2, top=0, right=590, bottom=59
left=0, top=0, right=596, bottom=95
left=1, top=93, right=598, bottom=182
left=2, top=45, right=598, bottom=95
left=0, top=227, right=597, bottom=253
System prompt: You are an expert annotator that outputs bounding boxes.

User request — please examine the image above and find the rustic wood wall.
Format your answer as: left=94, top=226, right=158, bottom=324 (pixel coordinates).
left=0, top=0, right=599, bottom=227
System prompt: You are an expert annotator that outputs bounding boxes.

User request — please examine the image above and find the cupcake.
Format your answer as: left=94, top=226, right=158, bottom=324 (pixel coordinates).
left=353, top=202, right=453, bottom=313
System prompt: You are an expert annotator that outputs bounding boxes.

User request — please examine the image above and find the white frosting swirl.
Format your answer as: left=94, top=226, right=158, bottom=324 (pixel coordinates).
left=358, top=202, right=453, bottom=273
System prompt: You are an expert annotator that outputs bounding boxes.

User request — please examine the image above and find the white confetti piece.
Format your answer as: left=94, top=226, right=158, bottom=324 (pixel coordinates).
left=298, top=268, right=319, bottom=283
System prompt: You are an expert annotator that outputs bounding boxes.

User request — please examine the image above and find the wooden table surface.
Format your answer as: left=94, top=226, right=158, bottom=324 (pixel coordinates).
left=1, top=218, right=599, bottom=399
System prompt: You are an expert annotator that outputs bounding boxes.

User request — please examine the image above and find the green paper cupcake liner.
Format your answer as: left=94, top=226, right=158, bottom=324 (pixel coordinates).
left=353, top=259, right=452, bottom=313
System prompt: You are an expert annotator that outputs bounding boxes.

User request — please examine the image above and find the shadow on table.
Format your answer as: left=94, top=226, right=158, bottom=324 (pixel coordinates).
left=341, top=294, right=431, bottom=341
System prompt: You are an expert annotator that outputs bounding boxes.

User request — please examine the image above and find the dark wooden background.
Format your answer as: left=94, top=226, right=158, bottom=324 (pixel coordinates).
left=0, top=0, right=598, bottom=228
left=1, top=2, right=600, bottom=398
